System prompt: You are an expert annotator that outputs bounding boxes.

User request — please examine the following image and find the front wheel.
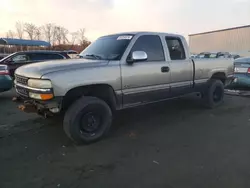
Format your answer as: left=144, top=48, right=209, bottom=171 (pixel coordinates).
left=202, top=79, right=224, bottom=109
left=63, top=96, right=112, bottom=144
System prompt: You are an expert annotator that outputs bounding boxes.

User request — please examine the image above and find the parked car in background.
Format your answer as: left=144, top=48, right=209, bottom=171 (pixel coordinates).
left=197, top=52, right=231, bottom=59
left=227, top=57, right=250, bottom=90
left=197, top=52, right=218, bottom=58
left=0, top=65, right=13, bottom=93
left=230, top=54, right=241, bottom=59
left=64, top=50, right=79, bottom=59
left=14, top=31, right=234, bottom=144
left=190, top=54, right=198, bottom=58
left=0, top=53, right=9, bottom=60
left=217, top=52, right=231, bottom=58
left=0, top=51, right=70, bottom=77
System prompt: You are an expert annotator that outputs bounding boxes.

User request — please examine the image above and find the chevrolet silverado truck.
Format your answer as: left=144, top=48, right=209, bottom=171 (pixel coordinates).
left=14, top=32, right=234, bottom=144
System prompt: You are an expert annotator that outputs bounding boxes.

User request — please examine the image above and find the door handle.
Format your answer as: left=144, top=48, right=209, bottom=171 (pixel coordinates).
left=161, top=66, right=170, bottom=73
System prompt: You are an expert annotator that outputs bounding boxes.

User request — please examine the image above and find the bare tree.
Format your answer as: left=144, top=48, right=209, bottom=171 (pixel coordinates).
left=70, top=32, right=78, bottom=45
left=24, top=23, right=37, bottom=40
left=61, top=27, right=69, bottom=44
left=54, top=26, right=69, bottom=45
left=6, top=30, right=15, bottom=38
left=51, top=26, right=58, bottom=46
left=54, top=26, right=62, bottom=45
left=78, top=28, right=86, bottom=46
left=15, top=21, right=24, bottom=39
left=47, top=25, right=68, bottom=46
left=42, top=23, right=54, bottom=44
left=35, top=27, right=42, bottom=40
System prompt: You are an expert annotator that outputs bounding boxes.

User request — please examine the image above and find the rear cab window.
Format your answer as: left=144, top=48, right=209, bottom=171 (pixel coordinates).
left=60, top=52, right=71, bottom=58
left=67, top=51, right=78, bottom=54
left=46, top=54, right=64, bottom=60
left=29, top=53, right=47, bottom=61
left=165, top=37, right=186, bottom=60
left=29, top=53, right=64, bottom=61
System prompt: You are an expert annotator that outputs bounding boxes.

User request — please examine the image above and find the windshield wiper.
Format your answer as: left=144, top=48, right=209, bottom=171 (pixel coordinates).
left=85, top=54, right=103, bottom=60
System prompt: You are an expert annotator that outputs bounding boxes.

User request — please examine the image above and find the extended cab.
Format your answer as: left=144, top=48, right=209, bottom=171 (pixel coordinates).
left=14, top=32, right=234, bottom=144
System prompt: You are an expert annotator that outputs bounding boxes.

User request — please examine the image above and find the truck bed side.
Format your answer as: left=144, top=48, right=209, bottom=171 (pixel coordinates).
left=193, top=58, right=234, bottom=85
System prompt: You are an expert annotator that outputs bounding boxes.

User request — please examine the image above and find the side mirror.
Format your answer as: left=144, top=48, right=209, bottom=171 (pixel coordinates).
left=127, top=51, right=147, bottom=64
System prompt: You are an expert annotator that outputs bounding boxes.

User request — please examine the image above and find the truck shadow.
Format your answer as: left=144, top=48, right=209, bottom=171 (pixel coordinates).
left=111, top=95, right=203, bottom=133
left=0, top=95, right=203, bottom=152
left=0, top=94, right=204, bottom=150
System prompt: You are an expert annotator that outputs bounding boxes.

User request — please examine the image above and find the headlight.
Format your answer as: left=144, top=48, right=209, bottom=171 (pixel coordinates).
left=28, top=79, right=52, bottom=88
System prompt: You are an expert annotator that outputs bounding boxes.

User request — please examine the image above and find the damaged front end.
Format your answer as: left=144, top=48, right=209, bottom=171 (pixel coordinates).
left=13, top=74, right=63, bottom=118
left=14, top=96, right=63, bottom=118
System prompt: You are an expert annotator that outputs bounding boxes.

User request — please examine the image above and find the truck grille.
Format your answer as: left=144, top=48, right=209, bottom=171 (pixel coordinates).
left=15, top=75, right=29, bottom=85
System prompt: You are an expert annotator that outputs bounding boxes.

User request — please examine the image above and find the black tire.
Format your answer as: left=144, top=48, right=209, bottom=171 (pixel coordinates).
left=63, top=96, right=112, bottom=144
left=202, top=79, right=224, bottom=108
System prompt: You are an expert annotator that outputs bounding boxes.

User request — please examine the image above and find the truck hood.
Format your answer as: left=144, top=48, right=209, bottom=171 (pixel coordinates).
left=15, top=59, right=109, bottom=78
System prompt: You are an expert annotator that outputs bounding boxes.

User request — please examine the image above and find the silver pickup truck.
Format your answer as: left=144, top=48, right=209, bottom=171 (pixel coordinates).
left=14, top=32, right=234, bottom=144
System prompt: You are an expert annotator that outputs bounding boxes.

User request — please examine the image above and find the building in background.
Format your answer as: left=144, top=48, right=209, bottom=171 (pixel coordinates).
left=189, top=25, right=250, bottom=57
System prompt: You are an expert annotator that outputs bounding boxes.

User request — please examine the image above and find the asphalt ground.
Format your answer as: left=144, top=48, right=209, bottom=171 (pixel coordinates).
left=1, top=89, right=250, bottom=188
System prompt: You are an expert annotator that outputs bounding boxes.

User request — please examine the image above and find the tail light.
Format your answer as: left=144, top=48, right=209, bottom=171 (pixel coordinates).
left=247, top=68, right=250, bottom=74
left=0, top=65, right=10, bottom=75
left=0, top=69, right=9, bottom=75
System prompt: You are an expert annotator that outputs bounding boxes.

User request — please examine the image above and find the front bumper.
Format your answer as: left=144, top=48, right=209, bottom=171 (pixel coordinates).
left=15, top=81, right=53, bottom=99
left=0, top=75, right=13, bottom=92
left=227, top=74, right=250, bottom=89
left=14, top=82, right=62, bottom=117
left=224, top=74, right=250, bottom=97
left=225, top=89, right=250, bottom=97
left=15, top=96, right=63, bottom=117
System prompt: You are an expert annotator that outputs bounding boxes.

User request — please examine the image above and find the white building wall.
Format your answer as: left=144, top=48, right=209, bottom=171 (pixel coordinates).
left=189, top=26, right=250, bottom=56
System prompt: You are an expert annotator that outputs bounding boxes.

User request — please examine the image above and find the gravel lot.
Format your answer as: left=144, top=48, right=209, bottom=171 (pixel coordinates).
left=1, top=89, right=250, bottom=188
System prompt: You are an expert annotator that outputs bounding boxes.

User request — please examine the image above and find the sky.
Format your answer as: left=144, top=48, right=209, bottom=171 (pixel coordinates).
left=0, top=0, right=250, bottom=41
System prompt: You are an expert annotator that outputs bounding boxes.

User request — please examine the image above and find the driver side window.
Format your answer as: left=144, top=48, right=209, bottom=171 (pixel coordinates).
left=12, top=54, right=29, bottom=64
left=128, top=35, right=165, bottom=62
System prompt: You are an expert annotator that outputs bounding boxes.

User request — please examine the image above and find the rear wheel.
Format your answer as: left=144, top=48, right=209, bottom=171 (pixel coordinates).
left=63, top=96, right=112, bottom=144
left=202, top=79, right=224, bottom=108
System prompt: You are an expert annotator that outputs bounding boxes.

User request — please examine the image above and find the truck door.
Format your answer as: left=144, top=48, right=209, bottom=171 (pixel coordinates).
left=165, top=36, right=193, bottom=96
left=121, top=35, right=171, bottom=107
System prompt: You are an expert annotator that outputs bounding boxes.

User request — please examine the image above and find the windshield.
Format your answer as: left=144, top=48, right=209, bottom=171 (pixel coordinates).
left=79, top=35, right=134, bottom=60
left=0, top=53, right=14, bottom=63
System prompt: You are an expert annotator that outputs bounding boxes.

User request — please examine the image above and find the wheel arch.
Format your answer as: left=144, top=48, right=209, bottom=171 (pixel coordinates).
left=62, top=84, right=121, bottom=112
left=210, top=72, right=226, bottom=84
